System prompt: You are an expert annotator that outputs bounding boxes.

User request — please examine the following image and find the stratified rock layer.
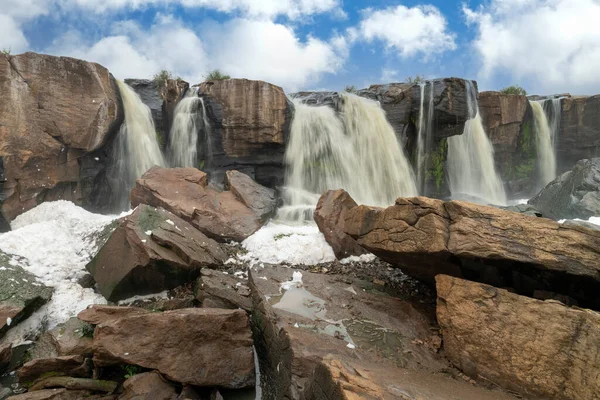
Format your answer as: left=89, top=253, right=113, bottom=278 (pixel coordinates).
left=436, top=274, right=600, bottom=400
left=86, top=204, right=226, bottom=301
left=345, top=197, right=600, bottom=309
left=199, top=78, right=292, bottom=187
left=0, top=52, right=122, bottom=222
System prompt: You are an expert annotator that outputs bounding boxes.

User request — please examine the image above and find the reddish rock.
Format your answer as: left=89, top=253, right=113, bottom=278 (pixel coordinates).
left=225, top=170, right=277, bottom=221
left=0, top=343, right=11, bottom=372
left=93, top=308, right=255, bottom=388
left=118, top=371, right=177, bottom=400
left=345, top=197, right=600, bottom=309
left=6, top=389, right=102, bottom=400
left=436, top=274, right=600, bottom=400
left=0, top=52, right=122, bottom=221
left=77, top=305, right=149, bottom=326
left=313, top=190, right=367, bottom=259
left=195, top=268, right=252, bottom=311
left=86, top=205, right=226, bottom=301
left=130, top=167, right=275, bottom=242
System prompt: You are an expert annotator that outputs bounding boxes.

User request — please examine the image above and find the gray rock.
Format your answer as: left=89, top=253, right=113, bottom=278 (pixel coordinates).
left=530, top=158, right=600, bottom=220
left=0, top=252, right=53, bottom=338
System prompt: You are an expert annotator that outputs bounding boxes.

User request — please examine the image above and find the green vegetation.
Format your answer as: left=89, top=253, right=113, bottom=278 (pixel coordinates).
left=425, top=138, right=448, bottom=192
left=204, top=69, right=231, bottom=81
left=155, top=130, right=165, bottom=148
left=152, top=69, right=182, bottom=88
left=137, top=207, right=164, bottom=232
left=198, top=160, right=205, bottom=170
left=77, top=323, right=95, bottom=338
left=508, top=121, right=536, bottom=180
left=406, top=74, right=426, bottom=84
left=344, top=85, right=357, bottom=93
left=500, top=85, right=527, bottom=95
left=122, top=364, right=142, bottom=379
left=274, top=233, right=294, bottom=241
left=1, top=48, right=10, bottom=56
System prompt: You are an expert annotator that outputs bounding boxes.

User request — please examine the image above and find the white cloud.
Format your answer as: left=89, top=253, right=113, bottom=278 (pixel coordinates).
left=355, top=5, right=456, bottom=59
left=0, top=15, right=29, bottom=53
left=57, top=0, right=340, bottom=19
left=465, top=0, right=600, bottom=93
left=48, top=16, right=345, bottom=91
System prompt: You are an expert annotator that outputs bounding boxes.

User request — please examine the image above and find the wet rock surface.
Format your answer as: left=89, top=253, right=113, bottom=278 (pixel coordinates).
left=313, top=190, right=367, bottom=259
left=130, top=167, right=276, bottom=242
left=437, top=274, right=600, bottom=400
left=195, top=268, right=252, bottom=312
left=17, top=356, right=91, bottom=386
left=345, top=197, right=600, bottom=310
left=92, top=308, right=255, bottom=388
left=530, top=157, right=600, bottom=220
left=87, top=204, right=226, bottom=301
left=0, top=253, right=53, bottom=338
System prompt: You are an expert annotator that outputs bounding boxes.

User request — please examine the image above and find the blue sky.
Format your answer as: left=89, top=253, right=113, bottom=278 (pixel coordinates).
left=2, top=0, right=600, bottom=94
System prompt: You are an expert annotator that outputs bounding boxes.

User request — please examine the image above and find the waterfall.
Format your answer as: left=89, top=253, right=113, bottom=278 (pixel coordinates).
left=169, top=87, right=202, bottom=168
left=111, top=81, right=166, bottom=209
left=546, top=98, right=562, bottom=154
left=280, top=93, right=417, bottom=221
left=416, top=81, right=435, bottom=194
left=447, top=81, right=506, bottom=205
left=530, top=100, right=556, bottom=188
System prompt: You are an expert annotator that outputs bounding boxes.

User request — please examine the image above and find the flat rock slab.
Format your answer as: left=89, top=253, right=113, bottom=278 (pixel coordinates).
left=130, top=167, right=275, bottom=242
left=18, top=355, right=91, bottom=386
left=6, top=389, right=103, bottom=400
left=86, top=204, right=226, bottom=301
left=92, top=308, right=255, bottom=388
left=436, top=274, right=600, bottom=400
left=0, top=252, right=53, bottom=338
left=78, top=305, right=149, bottom=326
left=345, top=197, right=600, bottom=310
left=118, top=371, right=178, bottom=400
left=195, top=268, right=252, bottom=311
left=250, top=265, right=514, bottom=400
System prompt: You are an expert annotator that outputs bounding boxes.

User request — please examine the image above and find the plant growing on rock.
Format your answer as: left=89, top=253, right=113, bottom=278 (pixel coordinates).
left=406, top=74, right=426, bottom=84
left=344, top=85, right=357, bottom=93
left=1, top=48, right=11, bottom=56
left=500, top=85, right=527, bottom=95
left=204, top=69, right=231, bottom=81
left=122, top=364, right=142, bottom=379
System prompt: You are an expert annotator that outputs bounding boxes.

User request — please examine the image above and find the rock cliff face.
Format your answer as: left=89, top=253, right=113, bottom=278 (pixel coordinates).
left=558, top=95, right=600, bottom=172
left=125, top=78, right=188, bottom=149
left=198, top=79, right=293, bottom=188
left=0, top=52, right=122, bottom=223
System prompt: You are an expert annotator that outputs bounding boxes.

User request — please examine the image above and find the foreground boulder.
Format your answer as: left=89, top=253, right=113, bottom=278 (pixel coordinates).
left=118, top=371, right=177, bottom=400
left=198, top=78, right=292, bottom=187
left=86, top=204, right=226, bottom=301
left=530, top=157, right=600, bottom=220
left=0, top=52, right=122, bottom=222
left=345, top=197, right=600, bottom=309
left=0, top=253, right=53, bottom=338
left=92, top=308, right=255, bottom=388
left=313, top=189, right=367, bottom=259
left=436, top=274, right=600, bottom=400
left=250, top=265, right=514, bottom=400
left=130, top=167, right=276, bottom=242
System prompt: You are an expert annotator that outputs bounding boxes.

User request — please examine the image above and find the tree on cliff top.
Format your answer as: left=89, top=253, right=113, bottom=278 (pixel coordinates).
left=406, top=74, right=426, bottom=84
left=205, top=70, right=230, bottom=81
left=500, top=85, right=527, bottom=95
left=153, top=70, right=182, bottom=88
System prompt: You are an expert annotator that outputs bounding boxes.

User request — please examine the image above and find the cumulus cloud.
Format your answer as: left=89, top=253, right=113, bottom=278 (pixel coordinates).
left=0, top=0, right=53, bottom=53
left=354, top=5, right=456, bottom=59
left=48, top=15, right=345, bottom=91
left=0, top=15, right=29, bottom=53
left=465, top=0, right=600, bottom=93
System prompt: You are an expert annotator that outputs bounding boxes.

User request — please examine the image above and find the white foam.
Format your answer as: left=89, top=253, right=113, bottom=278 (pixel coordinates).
left=0, top=201, right=121, bottom=344
left=339, top=254, right=377, bottom=264
left=242, top=222, right=335, bottom=265
left=558, top=216, right=600, bottom=226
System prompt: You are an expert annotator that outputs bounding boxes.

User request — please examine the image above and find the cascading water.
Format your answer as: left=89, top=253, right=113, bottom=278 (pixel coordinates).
left=416, top=81, right=435, bottom=194
left=110, top=81, right=166, bottom=209
left=280, top=93, right=417, bottom=221
left=447, top=81, right=507, bottom=205
left=545, top=98, right=562, bottom=156
left=530, top=100, right=556, bottom=188
left=169, top=87, right=202, bottom=168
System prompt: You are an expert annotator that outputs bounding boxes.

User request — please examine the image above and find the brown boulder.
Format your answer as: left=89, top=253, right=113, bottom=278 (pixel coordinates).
left=86, top=204, right=226, bottom=301
left=93, top=308, right=255, bottom=388
left=0, top=52, right=122, bottom=221
left=130, top=167, right=274, bottom=242
left=436, top=274, right=600, bottom=400
left=18, top=356, right=91, bottom=386
left=314, top=190, right=367, bottom=259
left=0, top=343, right=11, bottom=372
left=345, top=197, right=600, bottom=309
left=225, top=170, right=277, bottom=221
left=45, top=318, right=94, bottom=357
left=6, top=389, right=103, bottom=400
left=558, top=95, right=600, bottom=173
left=118, top=371, right=178, bottom=400
left=198, top=78, right=292, bottom=188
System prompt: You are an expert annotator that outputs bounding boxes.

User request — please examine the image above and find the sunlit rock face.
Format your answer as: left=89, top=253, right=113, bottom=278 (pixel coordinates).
left=0, top=52, right=123, bottom=223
